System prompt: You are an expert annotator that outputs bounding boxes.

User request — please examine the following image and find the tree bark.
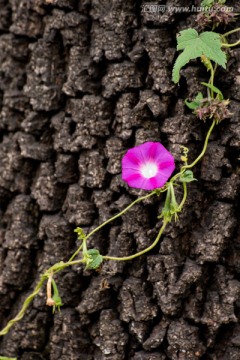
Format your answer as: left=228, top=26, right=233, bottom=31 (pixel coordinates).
left=0, top=0, right=240, bottom=359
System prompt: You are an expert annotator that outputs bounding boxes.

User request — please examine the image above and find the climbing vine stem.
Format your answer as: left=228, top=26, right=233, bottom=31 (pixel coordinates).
left=68, top=190, right=160, bottom=262
left=181, top=120, right=216, bottom=171
left=222, top=27, right=240, bottom=37
left=0, top=275, right=48, bottom=336
left=170, top=119, right=216, bottom=185
left=103, top=220, right=168, bottom=262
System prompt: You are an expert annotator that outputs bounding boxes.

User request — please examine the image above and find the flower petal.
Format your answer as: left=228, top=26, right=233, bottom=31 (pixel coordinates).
left=123, top=173, right=148, bottom=189
left=149, top=172, right=169, bottom=189
left=149, top=143, right=175, bottom=163
left=122, top=149, right=141, bottom=169
left=122, top=142, right=175, bottom=190
left=158, top=161, right=175, bottom=178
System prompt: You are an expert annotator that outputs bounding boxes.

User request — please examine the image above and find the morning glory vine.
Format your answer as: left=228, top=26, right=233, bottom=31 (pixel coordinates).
left=0, top=3, right=239, bottom=343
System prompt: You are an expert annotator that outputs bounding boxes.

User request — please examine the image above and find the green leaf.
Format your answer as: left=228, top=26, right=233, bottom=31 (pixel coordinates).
left=179, top=170, right=197, bottom=183
left=195, top=92, right=204, bottom=101
left=201, top=82, right=224, bottom=100
left=172, top=29, right=227, bottom=83
left=185, top=92, right=203, bottom=110
left=185, top=100, right=198, bottom=110
left=0, top=357, right=17, bottom=360
left=86, top=249, right=103, bottom=270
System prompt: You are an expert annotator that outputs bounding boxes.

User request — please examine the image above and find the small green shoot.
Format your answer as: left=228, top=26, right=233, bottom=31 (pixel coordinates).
left=74, top=227, right=86, bottom=241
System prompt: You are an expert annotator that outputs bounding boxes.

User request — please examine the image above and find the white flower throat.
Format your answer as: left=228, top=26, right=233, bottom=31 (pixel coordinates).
left=140, top=162, right=158, bottom=178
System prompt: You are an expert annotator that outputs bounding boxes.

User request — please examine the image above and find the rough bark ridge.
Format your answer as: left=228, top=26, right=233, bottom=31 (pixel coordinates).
left=0, top=0, right=240, bottom=359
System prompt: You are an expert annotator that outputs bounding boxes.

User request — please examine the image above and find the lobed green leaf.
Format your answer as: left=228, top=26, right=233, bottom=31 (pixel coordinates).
left=172, top=29, right=227, bottom=83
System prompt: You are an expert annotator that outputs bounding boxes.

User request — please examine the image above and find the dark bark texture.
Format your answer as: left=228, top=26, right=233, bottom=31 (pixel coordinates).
left=0, top=0, right=240, bottom=359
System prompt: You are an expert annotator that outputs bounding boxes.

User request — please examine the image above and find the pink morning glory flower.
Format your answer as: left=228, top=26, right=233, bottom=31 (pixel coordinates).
left=122, top=142, right=175, bottom=190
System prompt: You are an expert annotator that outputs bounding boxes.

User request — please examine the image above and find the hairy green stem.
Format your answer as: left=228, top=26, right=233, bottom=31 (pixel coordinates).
left=170, top=120, right=216, bottom=184
left=222, top=40, right=240, bottom=48
left=49, top=259, right=85, bottom=274
left=68, top=191, right=156, bottom=262
left=179, top=182, right=187, bottom=210
left=0, top=275, right=48, bottom=336
left=102, top=178, right=188, bottom=263
left=103, top=220, right=168, bottom=262
left=209, top=61, right=215, bottom=98
left=222, top=28, right=240, bottom=37
left=0, top=257, right=87, bottom=337
left=181, top=120, right=216, bottom=171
